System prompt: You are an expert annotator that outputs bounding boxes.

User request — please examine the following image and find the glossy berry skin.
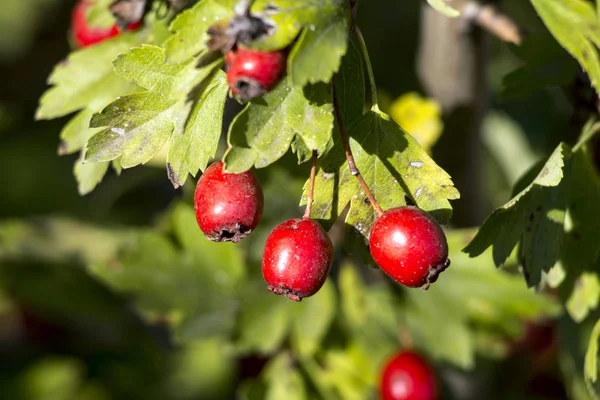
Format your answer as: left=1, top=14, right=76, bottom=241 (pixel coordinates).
left=71, top=1, right=141, bottom=48
left=369, top=206, right=449, bottom=289
left=225, top=47, right=287, bottom=101
left=194, top=161, right=263, bottom=243
left=262, top=218, right=333, bottom=301
left=380, top=351, right=437, bottom=400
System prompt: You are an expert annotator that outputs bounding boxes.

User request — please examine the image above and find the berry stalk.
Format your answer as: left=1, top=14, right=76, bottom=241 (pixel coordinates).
left=332, top=84, right=384, bottom=217
left=303, top=150, right=318, bottom=220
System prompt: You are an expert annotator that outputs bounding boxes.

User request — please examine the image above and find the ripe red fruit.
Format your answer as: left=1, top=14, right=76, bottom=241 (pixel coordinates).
left=380, top=351, right=437, bottom=400
left=225, top=47, right=287, bottom=101
left=194, top=161, right=263, bottom=243
left=71, top=0, right=142, bottom=48
left=262, top=218, right=333, bottom=301
left=369, top=206, right=449, bottom=289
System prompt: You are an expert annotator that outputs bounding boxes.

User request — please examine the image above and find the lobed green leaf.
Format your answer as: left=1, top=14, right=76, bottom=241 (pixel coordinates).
left=224, top=81, right=334, bottom=173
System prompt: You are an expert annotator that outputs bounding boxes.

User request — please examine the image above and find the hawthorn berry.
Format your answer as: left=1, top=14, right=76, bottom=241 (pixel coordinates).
left=369, top=206, right=449, bottom=289
left=225, top=47, right=287, bottom=101
left=71, top=0, right=141, bottom=48
left=380, top=351, right=437, bottom=400
left=262, top=218, right=333, bottom=301
left=194, top=161, right=263, bottom=243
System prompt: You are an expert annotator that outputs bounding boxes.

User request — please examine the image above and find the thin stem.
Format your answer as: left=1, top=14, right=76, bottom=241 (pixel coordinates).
left=303, top=150, right=318, bottom=220
left=332, top=83, right=384, bottom=217
left=353, top=27, right=379, bottom=108
left=463, top=2, right=523, bottom=45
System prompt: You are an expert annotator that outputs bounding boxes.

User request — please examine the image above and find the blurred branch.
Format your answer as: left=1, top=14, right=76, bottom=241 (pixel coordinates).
left=418, top=3, right=490, bottom=226
left=462, top=1, right=523, bottom=45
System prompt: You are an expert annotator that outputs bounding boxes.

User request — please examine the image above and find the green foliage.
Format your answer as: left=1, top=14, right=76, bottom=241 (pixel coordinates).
left=90, top=203, right=243, bottom=343
left=530, top=0, right=600, bottom=94
left=464, top=143, right=571, bottom=287
left=585, top=319, right=600, bottom=399
left=501, top=33, right=579, bottom=100
left=464, top=123, right=600, bottom=325
left=224, top=81, right=334, bottom=172
left=22, top=0, right=600, bottom=398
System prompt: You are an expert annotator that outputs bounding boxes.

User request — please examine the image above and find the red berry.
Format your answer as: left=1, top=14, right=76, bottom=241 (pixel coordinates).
left=369, top=206, right=449, bottom=289
left=71, top=0, right=141, bottom=48
left=380, top=351, right=437, bottom=400
left=262, top=218, right=333, bottom=301
left=194, top=161, right=263, bottom=243
left=225, top=47, right=287, bottom=101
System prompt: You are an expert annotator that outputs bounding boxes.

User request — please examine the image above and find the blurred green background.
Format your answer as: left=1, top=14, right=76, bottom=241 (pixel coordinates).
left=0, top=0, right=594, bottom=399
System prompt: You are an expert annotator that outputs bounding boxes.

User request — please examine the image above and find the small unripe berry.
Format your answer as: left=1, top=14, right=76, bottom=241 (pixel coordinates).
left=262, top=218, right=333, bottom=301
left=369, top=206, right=449, bottom=289
left=225, top=47, right=287, bottom=101
left=194, top=161, right=263, bottom=243
left=71, top=0, right=141, bottom=48
left=380, top=351, right=437, bottom=400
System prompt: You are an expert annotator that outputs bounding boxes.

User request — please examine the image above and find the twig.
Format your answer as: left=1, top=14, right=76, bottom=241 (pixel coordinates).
left=332, top=84, right=384, bottom=217
left=303, top=150, right=318, bottom=219
left=462, top=1, right=523, bottom=45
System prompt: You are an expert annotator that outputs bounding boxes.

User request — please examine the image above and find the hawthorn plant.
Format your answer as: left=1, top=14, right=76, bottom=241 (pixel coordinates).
left=16, top=0, right=600, bottom=398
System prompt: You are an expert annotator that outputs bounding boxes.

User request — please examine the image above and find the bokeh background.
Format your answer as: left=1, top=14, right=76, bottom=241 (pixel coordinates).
left=0, top=0, right=594, bottom=399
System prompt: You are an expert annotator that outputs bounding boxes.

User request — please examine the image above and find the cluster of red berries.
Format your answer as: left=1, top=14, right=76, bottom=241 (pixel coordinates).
left=194, top=161, right=449, bottom=300
left=70, top=0, right=141, bottom=48
left=194, top=162, right=332, bottom=301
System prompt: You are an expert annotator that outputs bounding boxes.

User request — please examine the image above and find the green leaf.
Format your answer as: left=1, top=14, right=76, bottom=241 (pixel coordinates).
left=165, top=0, right=235, bottom=63
left=335, top=35, right=366, bottom=127
left=501, top=33, right=579, bottom=100
left=58, top=109, right=102, bottom=155
left=406, top=286, right=475, bottom=368
left=567, top=273, right=600, bottom=323
left=263, top=353, right=307, bottom=400
left=305, top=108, right=459, bottom=243
left=89, top=228, right=238, bottom=343
left=291, top=280, right=336, bottom=358
left=559, top=143, right=600, bottom=319
left=170, top=202, right=244, bottom=290
left=85, top=93, right=179, bottom=168
left=236, top=285, right=296, bottom=354
left=286, top=1, right=351, bottom=87
left=167, top=70, right=229, bottom=188
left=321, top=345, right=374, bottom=400
left=530, top=0, right=600, bottom=94
left=224, top=81, right=334, bottom=173
left=113, top=44, right=218, bottom=97
left=338, top=264, right=398, bottom=368
left=74, top=157, right=110, bottom=196
left=585, top=319, right=600, bottom=399
left=407, top=229, right=560, bottom=368
left=426, top=0, right=460, bottom=17
left=36, top=34, right=140, bottom=119
left=464, top=143, right=572, bottom=287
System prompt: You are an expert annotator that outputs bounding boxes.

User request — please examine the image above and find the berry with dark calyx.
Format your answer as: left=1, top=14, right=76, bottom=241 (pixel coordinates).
left=380, top=351, right=437, bottom=400
left=225, top=47, right=287, bottom=101
left=71, top=0, right=142, bottom=48
left=194, top=161, right=263, bottom=243
left=262, top=218, right=333, bottom=301
left=369, top=206, right=449, bottom=289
